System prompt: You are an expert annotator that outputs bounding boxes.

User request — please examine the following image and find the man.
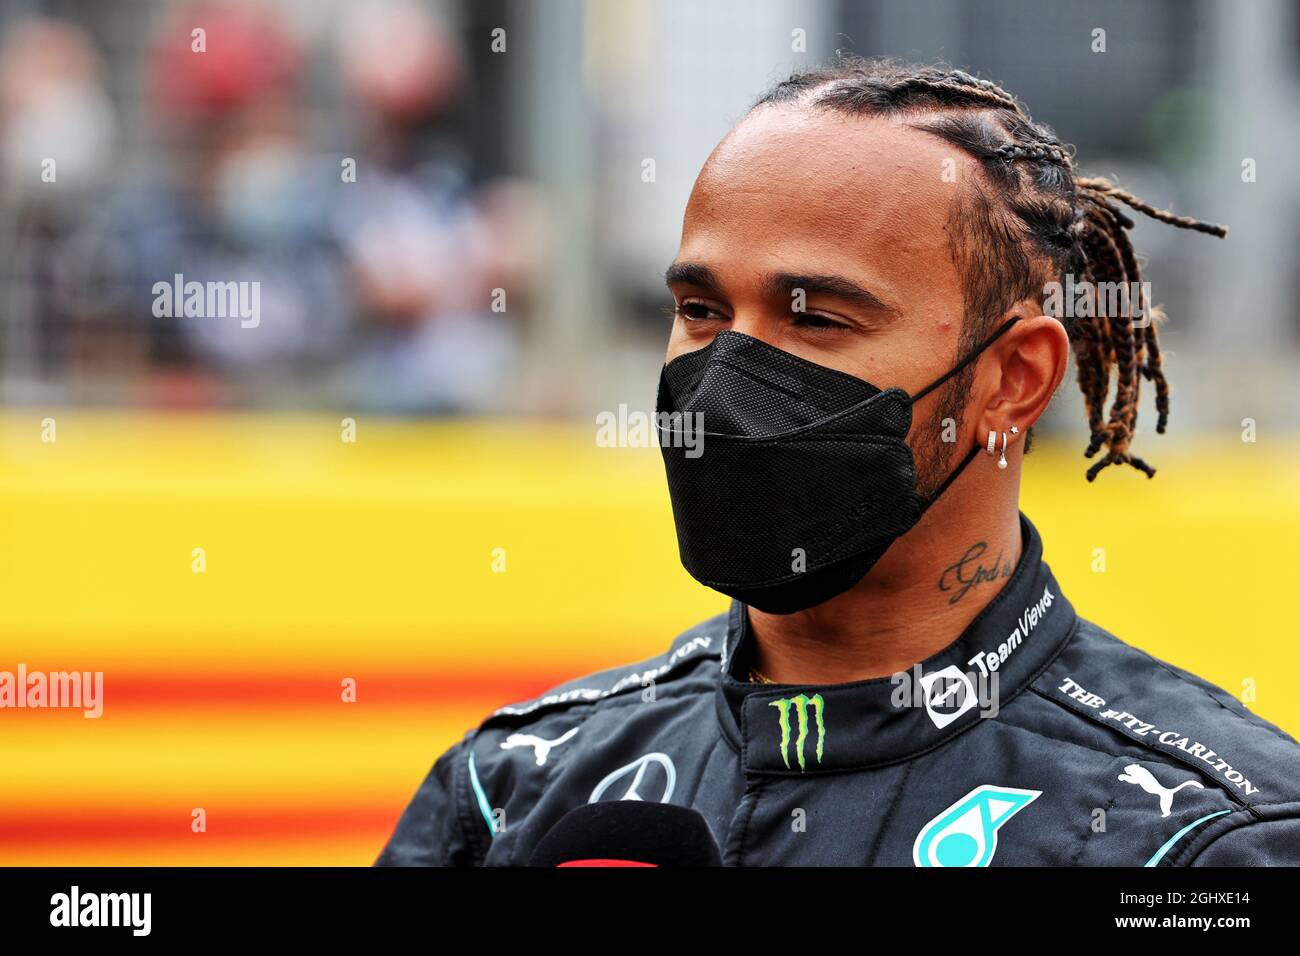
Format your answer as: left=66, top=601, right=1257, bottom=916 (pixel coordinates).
left=378, top=60, right=1300, bottom=866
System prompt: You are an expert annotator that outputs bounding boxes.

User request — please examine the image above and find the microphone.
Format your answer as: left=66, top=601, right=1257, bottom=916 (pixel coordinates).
left=528, top=802, right=722, bottom=867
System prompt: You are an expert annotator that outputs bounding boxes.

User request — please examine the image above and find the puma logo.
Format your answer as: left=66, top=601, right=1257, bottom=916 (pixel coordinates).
left=500, top=728, right=579, bottom=766
left=1118, top=764, right=1204, bottom=817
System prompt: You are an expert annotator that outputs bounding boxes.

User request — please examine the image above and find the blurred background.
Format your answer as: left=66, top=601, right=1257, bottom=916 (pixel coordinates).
left=1, top=0, right=1297, bottom=864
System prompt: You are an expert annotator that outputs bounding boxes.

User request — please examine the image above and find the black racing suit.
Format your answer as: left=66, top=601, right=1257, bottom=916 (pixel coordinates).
left=377, top=515, right=1300, bottom=866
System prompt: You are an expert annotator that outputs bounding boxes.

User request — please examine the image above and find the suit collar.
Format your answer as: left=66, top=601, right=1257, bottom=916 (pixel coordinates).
left=715, top=513, right=1077, bottom=774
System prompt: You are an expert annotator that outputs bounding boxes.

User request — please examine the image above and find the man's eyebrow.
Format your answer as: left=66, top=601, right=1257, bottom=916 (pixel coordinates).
left=664, top=262, right=722, bottom=290
left=763, top=272, right=899, bottom=316
left=664, top=264, right=899, bottom=317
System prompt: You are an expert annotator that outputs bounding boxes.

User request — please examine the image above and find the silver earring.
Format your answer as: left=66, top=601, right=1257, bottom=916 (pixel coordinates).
left=1010, top=425, right=1019, bottom=435
left=986, top=430, right=997, bottom=456
left=998, top=431, right=1009, bottom=470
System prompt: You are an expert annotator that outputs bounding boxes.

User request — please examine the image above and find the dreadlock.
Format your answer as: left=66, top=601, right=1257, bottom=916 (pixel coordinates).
left=754, top=58, right=1227, bottom=480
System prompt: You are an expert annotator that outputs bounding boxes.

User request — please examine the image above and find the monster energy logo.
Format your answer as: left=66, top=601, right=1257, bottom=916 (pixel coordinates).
left=770, top=694, right=826, bottom=770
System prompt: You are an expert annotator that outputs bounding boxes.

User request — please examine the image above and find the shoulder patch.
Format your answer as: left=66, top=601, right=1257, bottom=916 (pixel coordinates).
left=1034, top=618, right=1300, bottom=809
left=479, top=612, right=726, bottom=727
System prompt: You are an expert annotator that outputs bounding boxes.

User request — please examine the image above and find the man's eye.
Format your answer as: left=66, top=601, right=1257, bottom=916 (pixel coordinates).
left=675, top=302, right=725, bottom=322
left=792, top=312, right=849, bottom=331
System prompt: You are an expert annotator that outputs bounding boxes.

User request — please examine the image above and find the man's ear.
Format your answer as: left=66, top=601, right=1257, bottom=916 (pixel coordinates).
left=976, top=310, right=1070, bottom=439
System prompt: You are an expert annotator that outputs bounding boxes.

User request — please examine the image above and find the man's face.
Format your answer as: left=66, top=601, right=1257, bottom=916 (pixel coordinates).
left=666, top=106, right=978, bottom=489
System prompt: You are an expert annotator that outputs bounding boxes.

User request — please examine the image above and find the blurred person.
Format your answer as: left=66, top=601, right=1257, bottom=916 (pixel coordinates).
left=58, top=0, right=349, bottom=403
left=0, top=17, right=116, bottom=378
left=0, top=17, right=115, bottom=195
left=380, top=59, right=1300, bottom=867
left=330, top=0, right=537, bottom=413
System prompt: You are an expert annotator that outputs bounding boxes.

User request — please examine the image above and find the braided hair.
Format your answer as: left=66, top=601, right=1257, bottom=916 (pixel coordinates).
left=755, top=58, right=1227, bottom=480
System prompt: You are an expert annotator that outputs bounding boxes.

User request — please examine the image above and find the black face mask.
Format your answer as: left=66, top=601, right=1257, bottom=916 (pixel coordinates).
left=655, top=318, right=1019, bottom=614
